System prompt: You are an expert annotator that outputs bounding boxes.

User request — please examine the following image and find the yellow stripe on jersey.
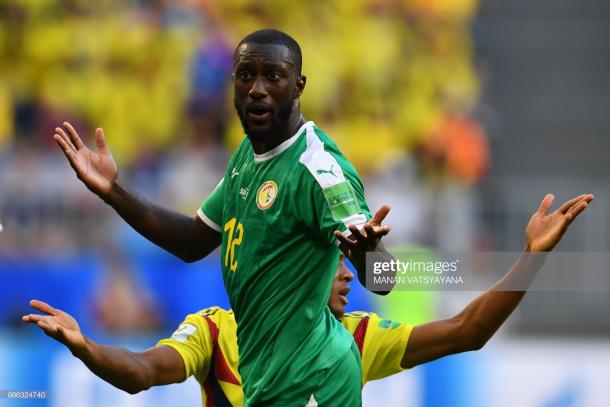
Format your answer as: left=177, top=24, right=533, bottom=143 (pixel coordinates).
left=157, top=308, right=413, bottom=406
left=156, top=307, right=242, bottom=407
left=342, top=311, right=414, bottom=384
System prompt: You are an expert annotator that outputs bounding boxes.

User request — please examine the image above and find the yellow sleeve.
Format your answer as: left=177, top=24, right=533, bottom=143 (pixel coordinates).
left=156, top=311, right=213, bottom=381
left=361, top=313, right=413, bottom=383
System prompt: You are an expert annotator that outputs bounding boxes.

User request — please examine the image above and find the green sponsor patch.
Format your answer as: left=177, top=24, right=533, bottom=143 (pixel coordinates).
left=378, top=319, right=401, bottom=330
left=322, top=181, right=361, bottom=220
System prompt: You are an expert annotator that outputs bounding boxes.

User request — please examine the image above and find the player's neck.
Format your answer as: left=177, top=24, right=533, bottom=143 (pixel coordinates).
left=249, top=110, right=306, bottom=155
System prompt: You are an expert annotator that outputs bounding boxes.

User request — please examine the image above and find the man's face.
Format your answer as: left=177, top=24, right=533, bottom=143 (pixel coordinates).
left=328, top=256, right=354, bottom=319
left=232, top=43, right=303, bottom=141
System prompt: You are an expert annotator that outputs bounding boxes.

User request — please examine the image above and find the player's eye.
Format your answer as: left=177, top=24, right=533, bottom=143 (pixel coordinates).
left=267, top=72, right=281, bottom=81
left=238, top=71, right=252, bottom=81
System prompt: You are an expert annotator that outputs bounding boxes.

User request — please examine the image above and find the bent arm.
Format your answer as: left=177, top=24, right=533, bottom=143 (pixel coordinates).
left=401, top=252, right=543, bottom=368
left=104, top=183, right=220, bottom=262
left=53, top=123, right=220, bottom=262
left=401, top=193, right=592, bottom=368
left=349, top=241, right=395, bottom=296
left=24, top=299, right=194, bottom=395
left=72, top=340, right=186, bottom=394
left=337, top=205, right=394, bottom=295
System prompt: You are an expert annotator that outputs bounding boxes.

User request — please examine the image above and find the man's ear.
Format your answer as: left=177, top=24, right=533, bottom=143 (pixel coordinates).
left=295, top=75, right=306, bottom=98
left=231, top=72, right=235, bottom=83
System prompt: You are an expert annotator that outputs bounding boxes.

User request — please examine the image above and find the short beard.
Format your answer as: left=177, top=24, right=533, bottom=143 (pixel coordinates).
left=234, top=100, right=294, bottom=142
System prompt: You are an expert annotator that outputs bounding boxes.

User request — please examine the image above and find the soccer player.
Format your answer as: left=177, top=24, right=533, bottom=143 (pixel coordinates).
left=24, top=193, right=592, bottom=406
left=23, top=258, right=402, bottom=406
left=53, top=29, right=390, bottom=406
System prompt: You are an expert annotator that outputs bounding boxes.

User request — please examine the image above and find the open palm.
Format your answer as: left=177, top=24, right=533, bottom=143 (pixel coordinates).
left=525, top=194, right=593, bottom=252
left=54, top=122, right=117, bottom=197
left=22, top=300, right=86, bottom=352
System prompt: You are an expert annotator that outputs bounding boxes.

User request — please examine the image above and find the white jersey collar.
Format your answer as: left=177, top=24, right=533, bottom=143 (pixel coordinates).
left=253, top=121, right=314, bottom=163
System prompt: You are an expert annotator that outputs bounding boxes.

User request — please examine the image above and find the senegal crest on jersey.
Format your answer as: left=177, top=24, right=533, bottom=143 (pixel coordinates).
left=256, top=180, right=278, bottom=210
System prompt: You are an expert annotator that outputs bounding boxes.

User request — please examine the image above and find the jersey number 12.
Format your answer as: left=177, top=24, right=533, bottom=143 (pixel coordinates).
left=224, top=218, right=243, bottom=272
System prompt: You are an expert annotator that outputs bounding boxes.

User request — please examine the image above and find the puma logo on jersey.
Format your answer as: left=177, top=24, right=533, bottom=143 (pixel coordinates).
left=231, top=168, right=240, bottom=178
left=316, top=165, right=337, bottom=178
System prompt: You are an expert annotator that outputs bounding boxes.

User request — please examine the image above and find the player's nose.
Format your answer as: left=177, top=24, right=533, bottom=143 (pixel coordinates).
left=342, top=264, right=354, bottom=282
left=248, top=77, right=267, bottom=99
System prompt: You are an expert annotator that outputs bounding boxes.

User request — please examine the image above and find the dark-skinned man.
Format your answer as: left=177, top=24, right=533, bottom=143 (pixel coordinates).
left=24, top=193, right=592, bottom=406
left=52, top=29, right=391, bottom=406
left=24, top=259, right=389, bottom=407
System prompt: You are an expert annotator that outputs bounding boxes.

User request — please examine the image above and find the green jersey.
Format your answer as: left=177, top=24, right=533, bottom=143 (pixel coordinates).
left=198, top=121, right=371, bottom=405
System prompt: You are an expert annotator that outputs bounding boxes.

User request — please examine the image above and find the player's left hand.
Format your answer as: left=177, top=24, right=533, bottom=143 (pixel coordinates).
left=22, top=300, right=87, bottom=353
left=525, top=193, right=594, bottom=252
left=335, top=205, right=391, bottom=260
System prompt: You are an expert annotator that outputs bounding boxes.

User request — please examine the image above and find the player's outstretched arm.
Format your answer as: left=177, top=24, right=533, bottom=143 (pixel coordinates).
left=53, top=122, right=220, bottom=262
left=335, top=205, right=394, bottom=295
left=401, top=193, right=593, bottom=369
left=23, top=300, right=185, bottom=394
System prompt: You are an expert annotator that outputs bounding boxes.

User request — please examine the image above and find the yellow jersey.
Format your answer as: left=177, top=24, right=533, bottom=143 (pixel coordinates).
left=157, top=307, right=413, bottom=407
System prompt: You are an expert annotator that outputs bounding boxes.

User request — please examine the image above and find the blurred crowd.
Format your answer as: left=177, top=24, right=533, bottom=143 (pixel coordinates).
left=0, top=0, right=489, bottom=332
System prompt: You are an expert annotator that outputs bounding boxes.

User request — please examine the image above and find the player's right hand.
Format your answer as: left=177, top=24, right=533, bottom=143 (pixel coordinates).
left=54, top=122, right=118, bottom=199
left=23, top=299, right=87, bottom=354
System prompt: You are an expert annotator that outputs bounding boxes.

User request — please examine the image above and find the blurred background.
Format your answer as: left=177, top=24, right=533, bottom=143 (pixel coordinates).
left=0, top=0, right=609, bottom=406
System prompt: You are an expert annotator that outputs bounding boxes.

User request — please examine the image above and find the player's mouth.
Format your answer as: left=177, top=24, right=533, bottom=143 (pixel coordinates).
left=339, top=285, right=350, bottom=305
left=246, top=105, right=272, bottom=124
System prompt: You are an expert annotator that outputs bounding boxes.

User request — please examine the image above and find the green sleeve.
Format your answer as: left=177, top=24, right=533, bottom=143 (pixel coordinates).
left=197, top=178, right=225, bottom=232
left=303, top=152, right=371, bottom=246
